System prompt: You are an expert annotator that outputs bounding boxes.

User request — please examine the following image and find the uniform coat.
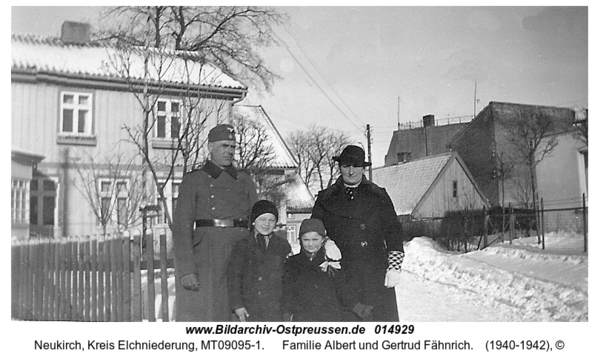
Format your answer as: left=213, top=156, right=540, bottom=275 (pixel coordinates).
left=311, top=176, right=405, bottom=321
left=172, top=160, right=258, bottom=322
left=227, top=233, right=291, bottom=321
left=282, top=247, right=349, bottom=322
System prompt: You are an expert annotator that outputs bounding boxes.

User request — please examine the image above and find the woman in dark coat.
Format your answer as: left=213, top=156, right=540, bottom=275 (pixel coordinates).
left=311, top=145, right=406, bottom=322
left=228, top=200, right=291, bottom=322
left=282, top=218, right=350, bottom=322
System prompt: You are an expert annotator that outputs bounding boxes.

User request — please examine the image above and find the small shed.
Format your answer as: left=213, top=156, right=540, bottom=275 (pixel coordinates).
left=372, top=152, right=490, bottom=220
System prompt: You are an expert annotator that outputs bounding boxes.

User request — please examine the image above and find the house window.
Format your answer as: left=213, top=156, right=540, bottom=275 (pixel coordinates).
left=60, top=91, right=93, bottom=135
left=452, top=180, right=458, bottom=198
left=155, top=99, right=182, bottom=139
left=397, top=152, right=412, bottom=163
left=98, top=179, right=129, bottom=227
left=11, top=179, right=29, bottom=225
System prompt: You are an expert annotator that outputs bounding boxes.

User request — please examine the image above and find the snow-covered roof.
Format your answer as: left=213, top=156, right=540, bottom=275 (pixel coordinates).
left=373, top=153, right=453, bottom=216
left=11, top=33, right=246, bottom=90
left=233, top=105, right=297, bottom=169
left=282, top=173, right=315, bottom=210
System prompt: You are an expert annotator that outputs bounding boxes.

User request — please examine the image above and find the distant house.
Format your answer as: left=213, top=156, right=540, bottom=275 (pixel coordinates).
left=384, top=114, right=471, bottom=166
left=11, top=149, right=45, bottom=239
left=12, top=22, right=248, bottom=237
left=372, top=152, right=490, bottom=221
left=448, top=102, right=575, bottom=208
left=233, top=104, right=314, bottom=249
left=536, top=118, right=587, bottom=232
left=232, top=104, right=314, bottom=220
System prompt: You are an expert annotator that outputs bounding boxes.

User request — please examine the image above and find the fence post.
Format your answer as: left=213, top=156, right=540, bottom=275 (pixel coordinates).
left=97, top=235, right=105, bottom=322
left=131, top=231, right=143, bottom=322
left=145, top=230, right=156, bottom=322
left=122, top=232, right=132, bottom=322
left=159, top=231, right=170, bottom=321
left=483, top=206, right=489, bottom=249
left=583, top=193, right=587, bottom=252
left=509, top=203, right=514, bottom=245
left=90, top=235, right=98, bottom=322
left=41, top=239, right=51, bottom=321
left=540, top=198, right=545, bottom=250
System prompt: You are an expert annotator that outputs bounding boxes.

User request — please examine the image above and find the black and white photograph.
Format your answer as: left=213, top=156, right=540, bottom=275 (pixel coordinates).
left=8, top=3, right=593, bottom=357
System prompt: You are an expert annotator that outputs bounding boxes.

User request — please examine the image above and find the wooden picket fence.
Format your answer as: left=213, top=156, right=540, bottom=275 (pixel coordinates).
left=11, top=229, right=175, bottom=322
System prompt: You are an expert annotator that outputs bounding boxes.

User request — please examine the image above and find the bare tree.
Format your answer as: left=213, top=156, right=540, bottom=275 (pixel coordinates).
left=493, top=151, right=515, bottom=210
left=233, top=113, right=293, bottom=209
left=500, top=106, right=571, bottom=242
left=233, top=112, right=275, bottom=171
left=287, top=130, right=318, bottom=189
left=72, top=150, right=145, bottom=235
left=508, top=176, right=533, bottom=209
left=99, top=6, right=287, bottom=91
left=287, top=125, right=353, bottom=194
left=102, top=43, right=223, bottom=228
left=95, top=6, right=285, bottom=227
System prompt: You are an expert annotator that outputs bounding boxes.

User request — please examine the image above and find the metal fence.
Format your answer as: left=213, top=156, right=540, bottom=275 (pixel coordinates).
left=403, top=195, right=588, bottom=253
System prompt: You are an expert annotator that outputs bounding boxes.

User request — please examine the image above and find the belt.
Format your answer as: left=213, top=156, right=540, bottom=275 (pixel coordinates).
left=195, top=219, right=249, bottom=228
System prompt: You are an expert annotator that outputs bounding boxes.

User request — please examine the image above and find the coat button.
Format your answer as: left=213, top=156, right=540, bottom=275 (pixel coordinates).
left=360, top=241, right=368, bottom=247
left=359, top=223, right=366, bottom=230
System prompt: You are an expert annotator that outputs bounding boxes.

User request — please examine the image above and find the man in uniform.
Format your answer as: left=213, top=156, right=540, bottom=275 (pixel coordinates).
left=172, top=124, right=258, bottom=321
left=311, top=145, right=405, bottom=321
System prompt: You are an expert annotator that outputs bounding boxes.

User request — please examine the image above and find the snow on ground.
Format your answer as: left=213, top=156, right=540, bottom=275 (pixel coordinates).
left=148, top=233, right=588, bottom=322
left=400, top=233, right=588, bottom=322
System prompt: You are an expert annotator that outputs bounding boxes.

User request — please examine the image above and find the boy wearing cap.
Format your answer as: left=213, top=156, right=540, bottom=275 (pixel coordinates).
left=281, top=218, right=355, bottom=322
left=227, top=200, right=291, bottom=322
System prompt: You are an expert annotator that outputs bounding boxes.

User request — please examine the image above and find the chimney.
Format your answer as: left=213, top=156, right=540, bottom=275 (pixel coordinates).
left=61, top=21, right=91, bottom=44
left=423, top=114, right=435, bottom=127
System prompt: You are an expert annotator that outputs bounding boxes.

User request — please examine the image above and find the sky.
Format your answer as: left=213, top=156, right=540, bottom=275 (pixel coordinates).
left=9, top=5, right=589, bottom=167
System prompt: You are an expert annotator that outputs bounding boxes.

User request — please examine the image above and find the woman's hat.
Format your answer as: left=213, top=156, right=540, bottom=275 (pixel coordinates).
left=332, top=145, right=372, bottom=167
left=251, top=200, right=279, bottom=223
left=299, top=218, right=327, bottom=237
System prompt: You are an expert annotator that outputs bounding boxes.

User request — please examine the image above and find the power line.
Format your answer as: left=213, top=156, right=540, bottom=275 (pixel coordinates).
left=272, top=27, right=364, bottom=132
left=281, top=24, right=365, bottom=128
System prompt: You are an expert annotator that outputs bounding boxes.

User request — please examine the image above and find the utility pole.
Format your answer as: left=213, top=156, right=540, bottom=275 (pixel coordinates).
left=366, top=124, right=373, bottom=180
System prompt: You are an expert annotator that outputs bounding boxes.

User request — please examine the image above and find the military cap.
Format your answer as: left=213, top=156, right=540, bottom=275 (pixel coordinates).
left=208, top=124, right=236, bottom=142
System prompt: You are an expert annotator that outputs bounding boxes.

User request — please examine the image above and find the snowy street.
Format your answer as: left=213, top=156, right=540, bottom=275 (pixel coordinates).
left=395, top=234, right=588, bottom=322
left=147, top=234, right=588, bottom=322
left=395, top=271, right=524, bottom=321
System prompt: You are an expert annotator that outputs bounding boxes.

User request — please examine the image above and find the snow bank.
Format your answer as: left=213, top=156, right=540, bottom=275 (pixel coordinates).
left=403, top=236, right=588, bottom=322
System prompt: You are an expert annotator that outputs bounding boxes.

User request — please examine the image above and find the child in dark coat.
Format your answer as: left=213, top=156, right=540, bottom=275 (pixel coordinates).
left=282, top=218, right=355, bottom=322
left=227, top=200, right=291, bottom=322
